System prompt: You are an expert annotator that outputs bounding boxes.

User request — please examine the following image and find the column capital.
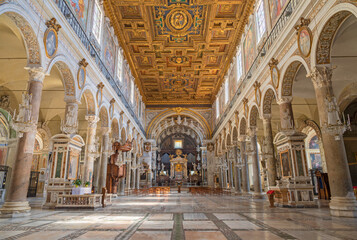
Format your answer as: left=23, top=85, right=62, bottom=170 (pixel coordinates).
left=25, top=67, right=46, bottom=83
left=85, top=115, right=99, bottom=128
left=308, top=66, right=333, bottom=89
left=277, top=96, right=293, bottom=105
left=238, top=135, right=246, bottom=142
left=262, top=114, right=272, bottom=121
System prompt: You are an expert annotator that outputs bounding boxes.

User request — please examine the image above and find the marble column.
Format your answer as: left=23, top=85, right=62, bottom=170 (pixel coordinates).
left=126, top=161, right=131, bottom=190
left=83, top=115, right=99, bottom=186
left=233, top=146, right=242, bottom=192
left=131, top=168, right=136, bottom=189
left=0, top=67, right=45, bottom=217
left=136, top=168, right=140, bottom=189
left=147, top=170, right=153, bottom=188
left=239, top=137, right=250, bottom=193
left=309, top=66, right=357, bottom=217
left=235, top=167, right=241, bottom=192
left=262, top=115, right=277, bottom=187
left=248, top=127, right=263, bottom=195
left=98, top=127, right=110, bottom=193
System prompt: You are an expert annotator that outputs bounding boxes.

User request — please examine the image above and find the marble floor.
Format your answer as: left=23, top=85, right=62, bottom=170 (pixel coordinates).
left=1, top=191, right=357, bottom=240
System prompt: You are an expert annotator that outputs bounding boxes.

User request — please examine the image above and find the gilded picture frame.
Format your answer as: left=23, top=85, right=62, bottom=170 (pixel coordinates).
left=297, top=26, right=313, bottom=58
left=44, top=27, right=58, bottom=58
left=77, top=65, right=86, bottom=90
left=270, top=65, right=280, bottom=90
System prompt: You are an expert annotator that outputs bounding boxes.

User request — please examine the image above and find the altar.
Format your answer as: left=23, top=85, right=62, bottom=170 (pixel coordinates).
left=169, top=149, right=188, bottom=181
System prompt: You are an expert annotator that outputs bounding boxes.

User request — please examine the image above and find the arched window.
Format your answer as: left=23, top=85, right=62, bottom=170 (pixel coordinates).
left=255, top=0, right=266, bottom=43
left=92, top=1, right=103, bottom=43
left=236, top=50, right=242, bottom=82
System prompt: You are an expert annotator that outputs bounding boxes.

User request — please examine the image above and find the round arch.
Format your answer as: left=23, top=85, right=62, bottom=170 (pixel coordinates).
left=312, top=3, right=357, bottom=66
left=261, top=86, right=277, bottom=116
left=0, top=5, right=43, bottom=66
left=248, top=104, right=260, bottom=128
left=279, top=56, right=310, bottom=98
left=147, top=108, right=211, bottom=139
left=79, top=87, right=97, bottom=116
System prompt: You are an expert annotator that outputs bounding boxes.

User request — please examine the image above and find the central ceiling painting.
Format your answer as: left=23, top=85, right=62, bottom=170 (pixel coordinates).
left=104, top=0, right=254, bottom=107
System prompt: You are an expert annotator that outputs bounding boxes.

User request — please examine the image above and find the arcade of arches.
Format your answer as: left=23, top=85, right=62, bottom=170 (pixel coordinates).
left=0, top=0, right=357, bottom=239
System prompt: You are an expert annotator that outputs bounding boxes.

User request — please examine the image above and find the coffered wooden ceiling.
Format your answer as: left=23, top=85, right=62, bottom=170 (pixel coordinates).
left=103, top=0, right=255, bottom=107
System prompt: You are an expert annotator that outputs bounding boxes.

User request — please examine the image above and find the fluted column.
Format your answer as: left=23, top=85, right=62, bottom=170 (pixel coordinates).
left=1, top=67, right=45, bottom=217
left=309, top=66, right=357, bottom=217
left=239, top=137, right=249, bottom=193
left=98, top=127, right=111, bottom=192
left=248, top=127, right=262, bottom=195
left=83, top=115, right=99, bottom=186
left=263, top=115, right=277, bottom=187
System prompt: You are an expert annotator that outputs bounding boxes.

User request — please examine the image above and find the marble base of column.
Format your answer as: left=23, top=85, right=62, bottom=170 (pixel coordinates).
left=330, top=196, right=357, bottom=218
left=0, top=202, right=31, bottom=218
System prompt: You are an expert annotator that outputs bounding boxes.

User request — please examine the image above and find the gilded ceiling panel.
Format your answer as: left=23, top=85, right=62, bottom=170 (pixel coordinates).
left=103, top=0, right=254, bottom=107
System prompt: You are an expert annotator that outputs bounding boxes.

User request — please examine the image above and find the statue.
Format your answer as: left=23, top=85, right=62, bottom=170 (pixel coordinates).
left=161, top=163, right=165, bottom=171
left=192, top=162, right=197, bottom=171
left=281, top=108, right=293, bottom=130
left=325, top=96, right=341, bottom=126
left=65, top=106, right=77, bottom=127
left=15, top=92, right=32, bottom=123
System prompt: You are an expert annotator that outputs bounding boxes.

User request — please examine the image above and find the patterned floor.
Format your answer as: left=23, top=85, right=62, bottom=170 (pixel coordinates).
left=1, top=192, right=357, bottom=240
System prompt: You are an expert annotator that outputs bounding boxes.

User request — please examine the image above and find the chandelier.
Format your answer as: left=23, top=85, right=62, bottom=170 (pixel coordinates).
left=11, top=92, right=36, bottom=138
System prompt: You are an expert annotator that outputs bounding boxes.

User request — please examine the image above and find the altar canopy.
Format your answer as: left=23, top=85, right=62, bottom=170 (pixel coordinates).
left=170, top=149, right=188, bottom=180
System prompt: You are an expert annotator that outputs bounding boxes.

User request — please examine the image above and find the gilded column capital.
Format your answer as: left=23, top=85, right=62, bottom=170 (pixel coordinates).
left=308, top=66, right=333, bottom=89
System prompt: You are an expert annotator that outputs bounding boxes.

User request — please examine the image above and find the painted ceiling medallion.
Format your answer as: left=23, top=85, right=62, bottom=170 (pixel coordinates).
left=170, top=56, right=188, bottom=64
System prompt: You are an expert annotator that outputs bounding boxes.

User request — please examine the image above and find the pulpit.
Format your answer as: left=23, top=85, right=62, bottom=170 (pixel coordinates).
left=170, top=149, right=188, bottom=181
left=270, top=132, right=315, bottom=207
left=106, top=141, right=132, bottom=194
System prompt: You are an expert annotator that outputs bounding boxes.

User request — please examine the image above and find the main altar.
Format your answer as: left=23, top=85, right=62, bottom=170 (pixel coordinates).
left=169, top=149, right=188, bottom=181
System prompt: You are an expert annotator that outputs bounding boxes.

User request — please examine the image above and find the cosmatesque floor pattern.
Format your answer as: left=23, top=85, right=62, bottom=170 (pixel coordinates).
left=1, top=192, right=357, bottom=240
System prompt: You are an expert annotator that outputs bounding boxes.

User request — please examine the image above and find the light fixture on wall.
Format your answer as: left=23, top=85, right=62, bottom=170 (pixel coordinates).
left=11, top=92, right=36, bottom=138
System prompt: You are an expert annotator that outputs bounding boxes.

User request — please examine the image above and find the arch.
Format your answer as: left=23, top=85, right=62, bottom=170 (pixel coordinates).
left=147, top=108, right=211, bottom=139
left=280, top=57, right=310, bottom=97
left=0, top=5, right=42, bottom=66
left=312, top=3, right=357, bottom=66
left=226, top=133, right=232, bottom=147
left=232, top=126, right=238, bottom=144
left=221, top=138, right=226, bottom=152
left=239, top=117, right=247, bottom=136
left=80, top=87, right=97, bottom=115
left=261, top=86, right=277, bottom=115
left=99, top=105, right=110, bottom=128
left=120, top=127, right=127, bottom=143
left=111, top=117, right=119, bottom=139
left=249, top=105, right=260, bottom=128
left=46, top=57, right=77, bottom=98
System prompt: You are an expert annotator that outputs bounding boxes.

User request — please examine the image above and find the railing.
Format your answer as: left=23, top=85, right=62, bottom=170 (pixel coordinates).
left=54, top=0, right=145, bottom=134
left=213, top=0, right=302, bottom=136
left=56, top=194, right=102, bottom=208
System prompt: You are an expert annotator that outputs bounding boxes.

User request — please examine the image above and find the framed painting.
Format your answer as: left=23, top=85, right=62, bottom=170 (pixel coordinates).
left=44, top=27, right=58, bottom=58
left=297, top=26, right=313, bottom=58
left=280, top=150, right=291, bottom=177
left=243, top=23, right=256, bottom=73
left=64, top=0, right=89, bottom=28
left=67, top=152, right=79, bottom=180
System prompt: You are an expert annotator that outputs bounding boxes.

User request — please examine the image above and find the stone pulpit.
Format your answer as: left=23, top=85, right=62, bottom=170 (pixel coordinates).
left=271, top=132, right=315, bottom=207
left=170, top=149, right=188, bottom=181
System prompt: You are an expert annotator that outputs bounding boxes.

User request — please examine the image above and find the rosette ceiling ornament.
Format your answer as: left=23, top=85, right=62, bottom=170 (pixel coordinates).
left=103, top=0, right=254, bottom=107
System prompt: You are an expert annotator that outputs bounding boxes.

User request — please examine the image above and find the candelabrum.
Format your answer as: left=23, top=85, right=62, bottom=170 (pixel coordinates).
left=11, top=92, right=36, bottom=138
